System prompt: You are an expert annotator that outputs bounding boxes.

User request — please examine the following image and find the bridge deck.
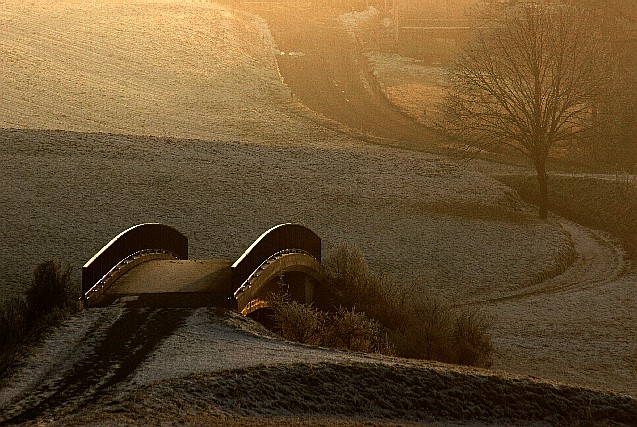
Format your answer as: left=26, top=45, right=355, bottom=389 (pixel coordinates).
left=99, top=259, right=233, bottom=307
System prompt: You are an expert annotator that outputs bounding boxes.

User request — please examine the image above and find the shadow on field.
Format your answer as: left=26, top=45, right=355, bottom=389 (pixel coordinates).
left=1, top=302, right=189, bottom=425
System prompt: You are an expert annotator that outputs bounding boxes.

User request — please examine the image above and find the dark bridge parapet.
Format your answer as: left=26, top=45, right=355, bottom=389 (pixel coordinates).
left=231, top=223, right=321, bottom=292
left=82, top=223, right=188, bottom=305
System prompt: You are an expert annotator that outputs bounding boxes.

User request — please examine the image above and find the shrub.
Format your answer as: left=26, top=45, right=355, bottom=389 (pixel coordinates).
left=25, top=261, right=74, bottom=322
left=450, top=310, right=494, bottom=368
left=269, top=244, right=494, bottom=368
left=391, top=292, right=452, bottom=361
left=1, top=260, right=77, bottom=362
left=321, top=244, right=407, bottom=330
left=322, top=307, right=393, bottom=355
left=268, top=293, right=393, bottom=355
left=326, top=244, right=494, bottom=367
left=0, top=297, right=28, bottom=350
left=389, top=291, right=494, bottom=368
left=269, top=295, right=324, bottom=346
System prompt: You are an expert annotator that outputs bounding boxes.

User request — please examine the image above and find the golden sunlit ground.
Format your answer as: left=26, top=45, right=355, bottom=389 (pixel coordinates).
left=0, top=1, right=635, bottom=425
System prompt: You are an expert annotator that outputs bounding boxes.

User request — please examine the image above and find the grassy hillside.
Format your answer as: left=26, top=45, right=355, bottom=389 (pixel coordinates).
left=0, top=0, right=634, bottom=406
left=499, top=174, right=637, bottom=259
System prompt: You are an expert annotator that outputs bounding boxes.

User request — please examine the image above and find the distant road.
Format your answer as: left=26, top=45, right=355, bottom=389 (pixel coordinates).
left=238, top=2, right=450, bottom=153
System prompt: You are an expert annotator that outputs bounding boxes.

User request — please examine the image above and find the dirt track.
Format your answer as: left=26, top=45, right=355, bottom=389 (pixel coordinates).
left=236, top=2, right=449, bottom=152
left=1, top=304, right=190, bottom=425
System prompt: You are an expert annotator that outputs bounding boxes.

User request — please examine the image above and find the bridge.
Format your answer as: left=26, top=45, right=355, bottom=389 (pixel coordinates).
left=81, top=223, right=323, bottom=315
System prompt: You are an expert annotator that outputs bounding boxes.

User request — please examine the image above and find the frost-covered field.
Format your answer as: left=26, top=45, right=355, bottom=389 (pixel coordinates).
left=0, top=0, right=294, bottom=141
left=367, top=53, right=448, bottom=124
left=0, top=0, right=563, bottom=303
left=0, top=0, right=634, bottom=399
left=4, top=306, right=635, bottom=426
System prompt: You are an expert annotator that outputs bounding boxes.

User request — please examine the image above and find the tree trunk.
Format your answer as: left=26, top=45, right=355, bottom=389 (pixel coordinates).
left=534, top=159, right=549, bottom=219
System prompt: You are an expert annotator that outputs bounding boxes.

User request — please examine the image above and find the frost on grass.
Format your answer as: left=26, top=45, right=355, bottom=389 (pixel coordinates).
left=0, top=0, right=294, bottom=142
left=0, top=126, right=565, bottom=308
left=129, top=308, right=378, bottom=387
left=2, top=303, right=635, bottom=424
left=367, top=52, right=448, bottom=123
left=338, top=6, right=379, bottom=38
left=0, top=305, right=124, bottom=412
left=69, top=362, right=637, bottom=426
left=0, top=0, right=568, bottom=307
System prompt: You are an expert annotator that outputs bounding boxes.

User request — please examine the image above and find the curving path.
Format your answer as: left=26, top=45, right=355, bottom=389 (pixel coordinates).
left=473, top=218, right=630, bottom=305
left=477, top=219, right=635, bottom=392
left=242, top=2, right=636, bottom=393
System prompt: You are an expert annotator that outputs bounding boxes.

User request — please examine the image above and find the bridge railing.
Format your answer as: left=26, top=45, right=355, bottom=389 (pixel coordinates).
left=231, top=223, right=321, bottom=291
left=82, top=223, right=188, bottom=300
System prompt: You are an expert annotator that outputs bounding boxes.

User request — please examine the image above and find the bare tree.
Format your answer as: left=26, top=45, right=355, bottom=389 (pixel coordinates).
left=440, top=3, right=616, bottom=218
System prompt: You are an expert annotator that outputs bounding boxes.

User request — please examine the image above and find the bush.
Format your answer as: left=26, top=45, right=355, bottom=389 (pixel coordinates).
left=0, top=298, right=28, bottom=350
left=321, top=244, right=407, bottom=330
left=391, top=292, right=452, bottom=361
left=25, top=261, right=74, bottom=322
left=450, top=310, right=494, bottom=368
left=1, top=260, right=77, bottom=360
left=322, top=307, right=393, bottom=354
left=321, top=243, right=494, bottom=367
left=268, top=293, right=393, bottom=355
left=388, top=291, right=494, bottom=368
left=268, top=244, right=494, bottom=368
left=269, top=295, right=325, bottom=346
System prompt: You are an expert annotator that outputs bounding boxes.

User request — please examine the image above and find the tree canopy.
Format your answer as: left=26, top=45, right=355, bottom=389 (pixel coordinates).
left=440, top=2, right=617, bottom=217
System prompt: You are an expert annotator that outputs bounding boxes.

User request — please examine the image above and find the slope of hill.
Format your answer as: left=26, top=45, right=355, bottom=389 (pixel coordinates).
left=0, top=0, right=635, bottom=424
left=1, top=305, right=635, bottom=426
left=0, top=0, right=292, bottom=141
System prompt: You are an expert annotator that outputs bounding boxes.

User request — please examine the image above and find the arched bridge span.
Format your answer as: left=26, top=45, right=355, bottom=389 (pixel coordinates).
left=231, top=224, right=322, bottom=315
left=82, top=223, right=188, bottom=307
left=81, top=223, right=323, bottom=313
